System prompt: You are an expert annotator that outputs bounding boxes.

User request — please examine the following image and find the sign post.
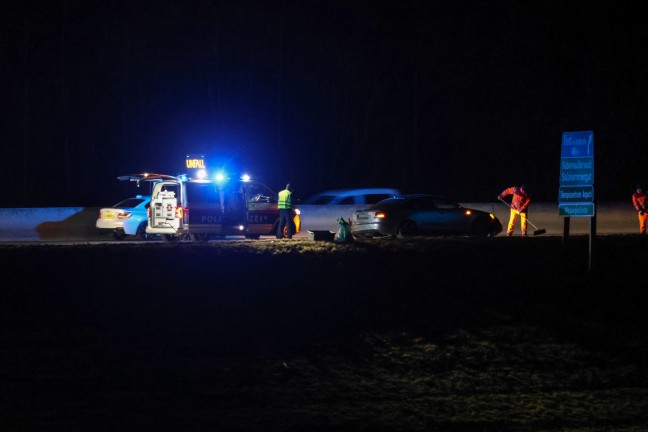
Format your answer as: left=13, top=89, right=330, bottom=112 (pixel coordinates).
left=559, top=131, right=594, bottom=270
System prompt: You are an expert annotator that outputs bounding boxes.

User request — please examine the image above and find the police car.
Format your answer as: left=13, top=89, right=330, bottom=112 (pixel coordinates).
left=96, top=195, right=151, bottom=240
left=145, top=173, right=282, bottom=241
left=119, top=155, right=297, bottom=241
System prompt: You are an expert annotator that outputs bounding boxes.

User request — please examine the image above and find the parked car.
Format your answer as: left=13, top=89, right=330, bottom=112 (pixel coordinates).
left=350, top=194, right=502, bottom=238
left=303, top=188, right=401, bottom=205
left=96, top=195, right=151, bottom=240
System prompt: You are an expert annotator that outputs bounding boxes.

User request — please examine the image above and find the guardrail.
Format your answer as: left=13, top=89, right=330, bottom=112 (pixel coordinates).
left=0, top=202, right=640, bottom=241
left=0, top=207, right=104, bottom=241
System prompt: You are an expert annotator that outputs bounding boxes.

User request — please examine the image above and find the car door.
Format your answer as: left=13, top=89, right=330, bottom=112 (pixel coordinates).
left=149, top=180, right=185, bottom=232
left=244, top=182, right=279, bottom=235
left=404, top=196, right=442, bottom=233
left=431, top=197, right=469, bottom=232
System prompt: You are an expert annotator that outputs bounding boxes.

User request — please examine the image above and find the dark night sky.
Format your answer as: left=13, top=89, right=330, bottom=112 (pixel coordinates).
left=2, top=0, right=648, bottom=206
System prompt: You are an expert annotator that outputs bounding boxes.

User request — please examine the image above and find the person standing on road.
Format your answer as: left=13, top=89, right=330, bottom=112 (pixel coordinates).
left=498, top=184, right=531, bottom=237
left=276, top=183, right=294, bottom=239
left=632, top=184, right=647, bottom=234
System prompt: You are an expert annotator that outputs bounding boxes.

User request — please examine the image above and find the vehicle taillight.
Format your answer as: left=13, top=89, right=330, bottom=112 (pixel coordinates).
left=147, top=207, right=150, bottom=218
left=98, top=212, right=102, bottom=219
left=117, top=212, right=132, bottom=219
left=176, top=206, right=184, bottom=218
left=464, top=210, right=472, bottom=216
left=374, top=211, right=386, bottom=219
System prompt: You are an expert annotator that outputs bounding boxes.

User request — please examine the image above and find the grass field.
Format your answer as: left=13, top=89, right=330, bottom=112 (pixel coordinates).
left=1, top=235, right=647, bottom=431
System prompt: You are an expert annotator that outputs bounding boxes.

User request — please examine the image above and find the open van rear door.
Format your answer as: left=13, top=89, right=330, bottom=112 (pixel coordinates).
left=117, top=173, right=179, bottom=183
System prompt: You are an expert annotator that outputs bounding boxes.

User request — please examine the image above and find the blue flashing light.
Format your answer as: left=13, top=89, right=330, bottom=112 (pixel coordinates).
left=196, top=169, right=207, bottom=179
left=177, top=174, right=188, bottom=182
left=241, top=174, right=251, bottom=182
left=215, top=171, right=226, bottom=182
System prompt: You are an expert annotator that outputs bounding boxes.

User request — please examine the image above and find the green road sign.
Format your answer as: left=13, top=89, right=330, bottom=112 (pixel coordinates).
left=559, top=203, right=595, bottom=217
left=558, top=186, right=594, bottom=203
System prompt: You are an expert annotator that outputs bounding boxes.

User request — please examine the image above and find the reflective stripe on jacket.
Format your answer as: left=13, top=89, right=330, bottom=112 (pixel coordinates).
left=499, top=186, right=530, bottom=211
left=633, top=191, right=647, bottom=211
left=278, top=189, right=292, bottom=209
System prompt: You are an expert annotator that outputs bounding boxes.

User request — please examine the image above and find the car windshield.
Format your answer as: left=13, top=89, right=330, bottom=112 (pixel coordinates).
left=366, top=193, right=395, bottom=204
left=433, top=197, right=460, bottom=209
left=113, top=198, right=145, bottom=208
left=369, top=197, right=404, bottom=210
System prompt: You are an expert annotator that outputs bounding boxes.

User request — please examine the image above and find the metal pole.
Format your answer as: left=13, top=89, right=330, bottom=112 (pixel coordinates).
left=589, top=213, right=596, bottom=272
left=563, top=216, right=570, bottom=245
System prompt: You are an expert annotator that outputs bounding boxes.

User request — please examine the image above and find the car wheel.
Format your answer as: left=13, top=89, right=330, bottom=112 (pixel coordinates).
left=397, top=220, right=417, bottom=238
left=113, top=229, right=126, bottom=240
left=136, top=222, right=150, bottom=240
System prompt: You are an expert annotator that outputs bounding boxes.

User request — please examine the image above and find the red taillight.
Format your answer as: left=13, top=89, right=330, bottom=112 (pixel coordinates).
left=374, top=211, right=386, bottom=219
left=117, top=212, right=132, bottom=219
left=176, top=206, right=184, bottom=218
left=147, top=207, right=150, bottom=217
left=98, top=212, right=102, bottom=219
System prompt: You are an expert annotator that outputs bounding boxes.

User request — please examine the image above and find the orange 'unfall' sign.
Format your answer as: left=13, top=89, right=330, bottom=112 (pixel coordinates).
left=186, top=158, right=206, bottom=169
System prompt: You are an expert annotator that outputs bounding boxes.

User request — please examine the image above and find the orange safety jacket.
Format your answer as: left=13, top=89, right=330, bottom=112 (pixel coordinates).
left=499, top=186, right=530, bottom=212
left=633, top=190, right=647, bottom=211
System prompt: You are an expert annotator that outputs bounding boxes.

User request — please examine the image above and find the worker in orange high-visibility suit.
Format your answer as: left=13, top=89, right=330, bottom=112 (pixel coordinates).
left=632, top=184, right=648, bottom=234
left=498, top=184, right=531, bottom=237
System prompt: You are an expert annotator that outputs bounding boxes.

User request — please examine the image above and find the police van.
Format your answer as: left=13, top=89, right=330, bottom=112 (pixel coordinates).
left=142, top=173, right=281, bottom=241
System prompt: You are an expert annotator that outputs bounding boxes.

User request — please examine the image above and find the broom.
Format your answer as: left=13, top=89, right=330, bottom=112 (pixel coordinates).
left=498, top=197, right=547, bottom=236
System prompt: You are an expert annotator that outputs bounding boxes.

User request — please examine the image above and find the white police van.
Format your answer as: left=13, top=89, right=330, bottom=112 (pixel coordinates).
left=139, top=173, right=281, bottom=241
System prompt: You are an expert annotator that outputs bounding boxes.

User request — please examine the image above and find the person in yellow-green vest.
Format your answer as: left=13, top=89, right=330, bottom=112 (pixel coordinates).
left=276, top=183, right=294, bottom=239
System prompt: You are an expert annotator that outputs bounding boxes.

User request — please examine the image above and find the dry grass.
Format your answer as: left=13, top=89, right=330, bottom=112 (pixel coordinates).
left=1, top=236, right=647, bottom=431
